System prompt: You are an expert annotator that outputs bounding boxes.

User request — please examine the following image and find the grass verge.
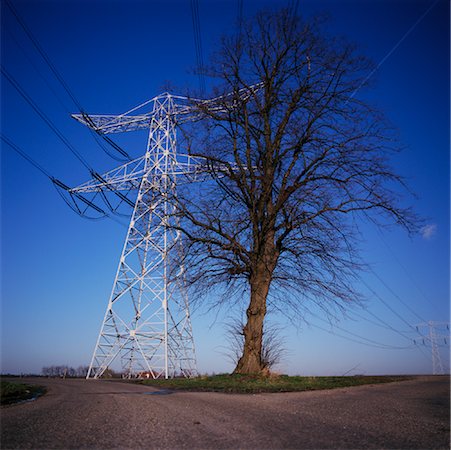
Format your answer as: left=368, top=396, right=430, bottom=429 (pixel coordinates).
left=0, top=381, right=46, bottom=405
left=140, top=374, right=411, bottom=394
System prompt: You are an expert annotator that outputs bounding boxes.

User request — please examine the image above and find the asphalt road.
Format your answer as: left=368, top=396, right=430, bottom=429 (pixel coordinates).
left=1, top=376, right=449, bottom=449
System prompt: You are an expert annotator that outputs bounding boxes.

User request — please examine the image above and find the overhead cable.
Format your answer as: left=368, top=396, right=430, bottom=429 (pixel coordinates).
left=237, top=0, right=243, bottom=25
left=351, top=309, right=414, bottom=340
left=190, top=0, right=206, bottom=96
left=360, top=277, right=426, bottom=341
left=5, top=0, right=84, bottom=112
left=369, top=268, right=427, bottom=323
left=5, top=0, right=131, bottom=161
left=310, top=321, right=414, bottom=350
left=1, top=134, right=52, bottom=179
left=2, top=67, right=135, bottom=216
left=372, top=223, right=440, bottom=311
left=82, top=113, right=131, bottom=160
left=4, top=25, right=73, bottom=114
left=349, top=0, right=440, bottom=99
left=309, top=311, right=414, bottom=350
left=1, top=65, right=92, bottom=171
left=2, top=133, right=127, bottom=226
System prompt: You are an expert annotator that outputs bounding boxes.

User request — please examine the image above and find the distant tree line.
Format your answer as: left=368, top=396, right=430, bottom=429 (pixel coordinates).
left=42, top=365, right=89, bottom=378
left=41, top=365, right=123, bottom=378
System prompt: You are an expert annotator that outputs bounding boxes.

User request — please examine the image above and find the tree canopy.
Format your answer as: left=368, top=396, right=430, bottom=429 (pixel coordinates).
left=174, top=9, right=416, bottom=374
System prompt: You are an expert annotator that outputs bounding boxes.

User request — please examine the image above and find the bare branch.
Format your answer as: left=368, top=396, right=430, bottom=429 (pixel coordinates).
left=172, top=8, right=418, bottom=375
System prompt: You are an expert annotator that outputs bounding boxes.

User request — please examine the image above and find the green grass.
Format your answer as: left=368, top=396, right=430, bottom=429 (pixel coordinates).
left=140, top=373, right=411, bottom=393
left=0, top=381, right=46, bottom=405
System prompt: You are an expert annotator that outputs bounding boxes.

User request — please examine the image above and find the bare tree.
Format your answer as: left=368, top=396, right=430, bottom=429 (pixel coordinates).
left=174, top=9, right=416, bottom=375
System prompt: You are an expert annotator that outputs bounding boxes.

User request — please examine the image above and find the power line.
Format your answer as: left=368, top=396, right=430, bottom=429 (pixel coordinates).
left=237, top=0, right=243, bottom=26
left=4, top=25, right=73, bottom=115
left=349, top=309, right=435, bottom=362
left=349, top=0, right=440, bottom=99
left=369, top=268, right=427, bottom=323
left=2, top=67, right=135, bottom=219
left=350, top=309, right=414, bottom=340
left=1, top=65, right=92, bottom=171
left=1, top=134, right=52, bottom=179
left=308, top=311, right=414, bottom=350
left=5, top=0, right=84, bottom=113
left=288, top=0, right=299, bottom=18
left=2, top=133, right=127, bottom=227
left=307, top=308, right=432, bottom=365
left=372, top=224, right=439, bottom=311
left=356, top=212, right=426, bottom=327
left=190, top=0, right=206, bottom=96
left=309, top=320, right=414, bottom=350
left=6, top=17, right=129, bottom=162
left=4, top=0, right=131, bottom=161
left=343, top=301, right=435, bottom=364
left=81, top=113, right=131, bottom=161
left=360, top=277, right=425, bottom=340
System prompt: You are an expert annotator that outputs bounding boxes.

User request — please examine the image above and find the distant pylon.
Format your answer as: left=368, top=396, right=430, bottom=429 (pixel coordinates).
left=416, top=321, right=450, bottom=375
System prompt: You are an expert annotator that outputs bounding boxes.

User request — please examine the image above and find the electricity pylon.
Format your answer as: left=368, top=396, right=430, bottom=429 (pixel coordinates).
left=416, top=321, right=450, bottom=375
left=71, top=93, right=209, bottom=379
left=69, top=86, right=261, bottom=379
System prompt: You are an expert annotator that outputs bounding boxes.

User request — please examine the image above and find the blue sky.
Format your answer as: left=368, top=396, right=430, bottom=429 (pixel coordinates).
left=1, top=0, right=449, bottom=376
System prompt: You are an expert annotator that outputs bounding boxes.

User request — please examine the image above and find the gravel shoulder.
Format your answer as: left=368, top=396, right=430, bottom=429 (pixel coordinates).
left=1, top=375, right=449, bottom=449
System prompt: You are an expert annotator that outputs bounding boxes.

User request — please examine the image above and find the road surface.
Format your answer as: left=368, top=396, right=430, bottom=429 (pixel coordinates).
left=1, top=376, right=449, bottom=449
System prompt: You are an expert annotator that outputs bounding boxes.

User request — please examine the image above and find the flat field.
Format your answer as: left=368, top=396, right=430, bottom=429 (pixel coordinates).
left=1, top=375, right=449, bottom=449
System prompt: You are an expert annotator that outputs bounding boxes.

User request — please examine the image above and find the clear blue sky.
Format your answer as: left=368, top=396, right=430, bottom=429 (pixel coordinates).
left=1, top=0, right=449, bottom=376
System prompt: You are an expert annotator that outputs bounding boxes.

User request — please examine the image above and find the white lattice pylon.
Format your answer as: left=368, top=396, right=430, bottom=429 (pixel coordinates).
left=416, top=321, right=450, bottom=375
left=71, top=86, right=263, bottom=379
left=73, top=94, right=198, bottom=379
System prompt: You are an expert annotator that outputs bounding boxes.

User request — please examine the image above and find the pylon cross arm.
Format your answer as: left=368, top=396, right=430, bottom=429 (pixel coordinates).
left=72, top=113, right=152, bottom=134
left=70, top=155, right=148, bottom=193
left=70, top=153, right=212, bottom=195
left=72, top=83, right=264, bottom=135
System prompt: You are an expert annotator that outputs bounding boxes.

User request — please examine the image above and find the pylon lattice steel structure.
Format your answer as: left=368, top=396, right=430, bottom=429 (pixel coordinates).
left=70, top=93, right=212, bottom=379
left=416, top=321, right=450, bottom=375
left=69, top=86, right=261, bottom=379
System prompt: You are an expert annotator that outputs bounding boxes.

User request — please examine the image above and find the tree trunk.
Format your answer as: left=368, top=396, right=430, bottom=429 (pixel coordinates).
left=234, top=269, right=272, bottom=375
